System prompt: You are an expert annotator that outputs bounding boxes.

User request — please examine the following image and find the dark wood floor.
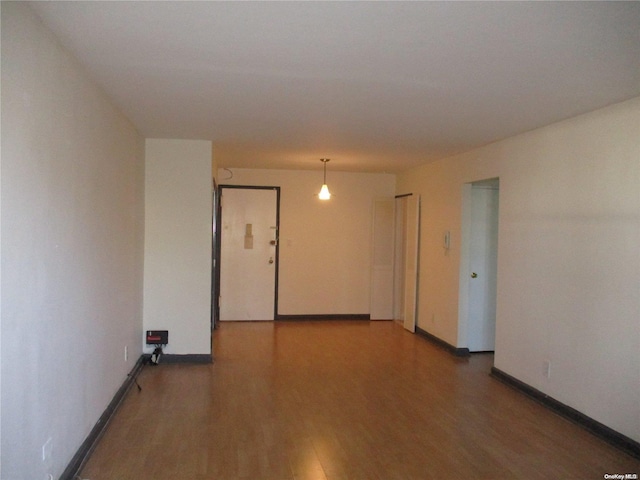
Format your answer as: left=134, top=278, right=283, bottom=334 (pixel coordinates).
left=80, top=321, right=639, bottom=479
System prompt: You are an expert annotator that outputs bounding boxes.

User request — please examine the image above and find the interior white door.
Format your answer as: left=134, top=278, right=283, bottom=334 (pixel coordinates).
left=467, top=185, right=499, bottom=351
left=403, top=195, right=420, bottom=332
left=219, top=188, right=278, bottom=321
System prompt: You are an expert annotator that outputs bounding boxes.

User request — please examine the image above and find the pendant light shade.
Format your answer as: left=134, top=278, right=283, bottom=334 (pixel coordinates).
left=318, top=159, right=331, bottom=200
left=318, top=183, right=331, bottom=200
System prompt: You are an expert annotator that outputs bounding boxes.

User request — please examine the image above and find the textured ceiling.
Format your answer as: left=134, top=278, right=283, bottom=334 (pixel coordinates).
left=31, top=1, right=640, bottom=173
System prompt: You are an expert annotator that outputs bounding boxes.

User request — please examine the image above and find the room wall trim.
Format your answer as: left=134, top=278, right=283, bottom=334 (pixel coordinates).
left=491, top=367, right=640, bottom=460
left=60, top=355, right=146, bottom=480
left=60, top=352, right=213, bottom=478
left=276, top=314, right=370, bottom=321
left=415, top=326, right=471, bottom=357
left=159, top=354, right=213, bottom=364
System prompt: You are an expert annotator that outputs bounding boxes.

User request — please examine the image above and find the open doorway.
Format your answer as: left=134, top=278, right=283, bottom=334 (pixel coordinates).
left=458, top=179, right=499, bottom=352
left=393, top=194, right=420, bottom=333
left=393, top=196, right=407, bottom=324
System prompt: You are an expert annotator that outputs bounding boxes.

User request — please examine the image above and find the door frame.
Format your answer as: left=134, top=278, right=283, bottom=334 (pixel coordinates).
left=211, top=178, right=218, bottom=330
left=214, top=185, right=281, bottom=322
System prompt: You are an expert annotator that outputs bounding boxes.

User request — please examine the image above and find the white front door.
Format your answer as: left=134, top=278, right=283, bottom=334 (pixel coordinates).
left=219, top=187, right=278, bottom=321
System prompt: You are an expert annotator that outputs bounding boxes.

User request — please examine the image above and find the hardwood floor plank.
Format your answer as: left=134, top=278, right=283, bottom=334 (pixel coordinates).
left=80, top=321, right=639, bottom=479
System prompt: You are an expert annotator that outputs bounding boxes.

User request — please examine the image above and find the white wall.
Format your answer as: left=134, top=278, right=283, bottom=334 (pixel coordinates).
left=1, top=3, right=145, bottom=479
left=397, top=97, right=640, bottom=442
left=144, top=139, right=212, bottom=355
left=218, top=168, right=395, bottom=316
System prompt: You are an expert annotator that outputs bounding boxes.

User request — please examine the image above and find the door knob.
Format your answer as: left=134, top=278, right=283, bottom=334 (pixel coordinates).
left=471, top=272, right=478, bottom=278
left=268, top=257, right=274, bottom=264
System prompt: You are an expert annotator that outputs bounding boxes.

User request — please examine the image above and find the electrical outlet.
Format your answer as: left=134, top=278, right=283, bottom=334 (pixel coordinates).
left=543, top=360, right=551, bottom=379
left=124, top=345, right=128, bottom=362
left=42, top=437, right=52, bottom=462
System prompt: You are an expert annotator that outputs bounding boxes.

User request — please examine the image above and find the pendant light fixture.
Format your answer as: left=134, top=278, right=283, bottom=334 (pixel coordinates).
left=318, top=158, right=331, bottom=200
